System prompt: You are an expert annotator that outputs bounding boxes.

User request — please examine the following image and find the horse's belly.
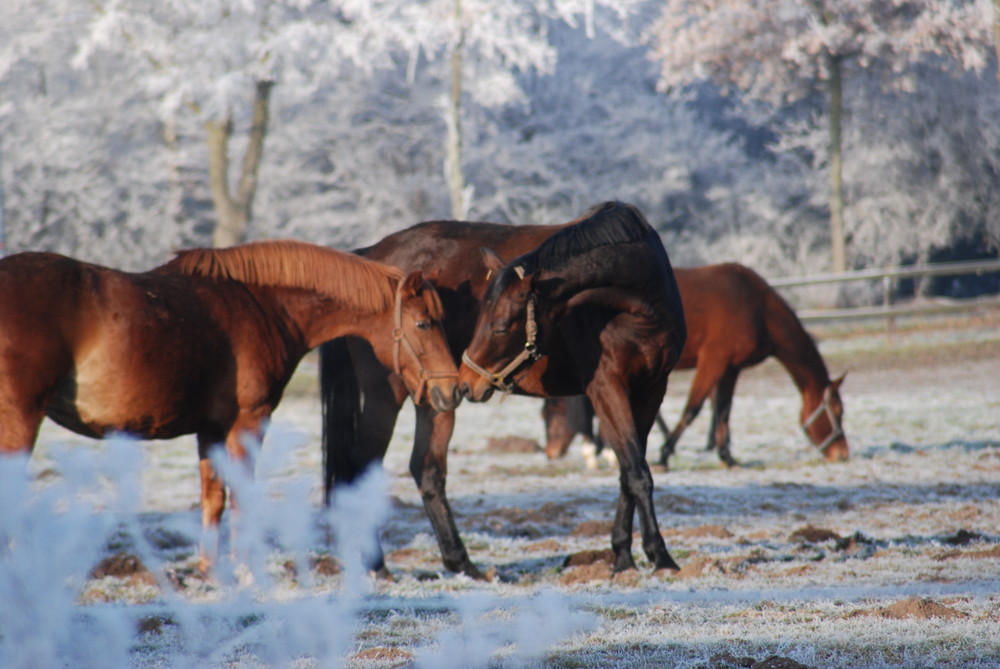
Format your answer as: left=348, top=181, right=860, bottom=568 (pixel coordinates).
left=49, top=362, right=206, bottom=440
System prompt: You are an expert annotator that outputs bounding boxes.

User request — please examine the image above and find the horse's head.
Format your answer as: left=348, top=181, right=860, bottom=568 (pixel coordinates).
left=392, top=271, right=461, bottom=412
left=459, top=249, right=547, bottom=403
left=801, top=373, right=849, bottom=462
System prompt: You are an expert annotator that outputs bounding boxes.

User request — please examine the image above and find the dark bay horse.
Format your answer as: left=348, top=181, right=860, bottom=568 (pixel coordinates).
left=321, top=202, right=686, bottom=577
left=542, top=262, right=848, bottom=469
left=459, top=203, right=686, bottom=573
left=0, top=240, right=458, bottom=536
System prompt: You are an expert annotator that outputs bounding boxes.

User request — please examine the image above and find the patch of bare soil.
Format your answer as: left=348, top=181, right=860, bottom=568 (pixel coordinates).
left=559, top=561, right=611, bottom=585
left=788, top=525, right=841, bottom=544
left=351, top=646, right=414, bottom=666
left=665, top=524, right=734, bottom=539
left=848, top=597, right=968, bottom=620
left=486, top=436, right=540, bottom=453
left=88, top=552, right=158, bottom=591
left=570, top=519, right=614, bottom=537
left=562, top=548, right=614, bottom=568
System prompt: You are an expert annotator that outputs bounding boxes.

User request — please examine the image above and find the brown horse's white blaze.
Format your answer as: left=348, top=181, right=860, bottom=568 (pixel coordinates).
left=0, top=242, right=458, bottom=568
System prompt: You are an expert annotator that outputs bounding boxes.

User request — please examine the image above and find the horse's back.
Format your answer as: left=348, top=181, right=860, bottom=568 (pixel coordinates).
left=673, top=263, right=779, bottom=369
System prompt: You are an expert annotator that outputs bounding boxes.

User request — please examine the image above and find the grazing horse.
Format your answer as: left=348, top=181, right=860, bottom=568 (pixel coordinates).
left=459, top=203, right=686, bottom=573
left=0, top=241, right=458, bottom=537
left=321, top=202, right=686, bottom=577
left=542, top=262, right=848, bottom=469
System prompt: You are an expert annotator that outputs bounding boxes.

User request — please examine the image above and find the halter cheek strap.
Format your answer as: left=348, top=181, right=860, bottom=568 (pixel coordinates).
left=801, top=384, right=845, bottom=452
left=461, top=295, right=541, bottom=394
left=392, top=279, right=459, bottom=405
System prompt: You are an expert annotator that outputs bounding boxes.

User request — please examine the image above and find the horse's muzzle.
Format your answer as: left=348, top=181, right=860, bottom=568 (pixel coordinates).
left=459, top=379, right=494, bottom=403
left=430, top=384, right=462, bottom=413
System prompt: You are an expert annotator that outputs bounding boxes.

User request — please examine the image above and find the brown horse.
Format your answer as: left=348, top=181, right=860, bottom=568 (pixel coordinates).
left=322, top=202, right=686, bottom=578
left=459, top=203, right=686, bottom=573
left=543, top=262, right=848, bottom=469
left=0, top=240, right=458, bottom=535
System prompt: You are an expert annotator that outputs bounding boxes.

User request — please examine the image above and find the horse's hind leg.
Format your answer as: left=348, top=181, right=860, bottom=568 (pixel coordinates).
left=0, top=369, right=54, bottom=455
left=0, top=403, right=45, bottom=455
left=589, top=379, right=679, bottom=573
left=657, top=356, right=725, bottom=468
left=710, top=367, right=740, bottom=467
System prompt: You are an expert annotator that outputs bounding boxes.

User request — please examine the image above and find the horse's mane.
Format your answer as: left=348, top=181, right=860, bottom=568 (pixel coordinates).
left=485, top=201, right=659, bottom=302
left=159, top=240, right=405, bottom=313
left=531, top=201, right=654, bottom=269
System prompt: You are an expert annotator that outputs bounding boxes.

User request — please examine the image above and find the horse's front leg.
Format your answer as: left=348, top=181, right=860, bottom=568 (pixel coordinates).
left=589, top=379, right=679, bottom=573
left=196, top=412, right=267, bottom=571
left=409, top=404, right=485, bottom=579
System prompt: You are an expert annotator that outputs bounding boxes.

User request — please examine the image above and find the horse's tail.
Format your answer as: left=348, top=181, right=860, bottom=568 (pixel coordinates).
left=320, top=337, right=360, bottom=502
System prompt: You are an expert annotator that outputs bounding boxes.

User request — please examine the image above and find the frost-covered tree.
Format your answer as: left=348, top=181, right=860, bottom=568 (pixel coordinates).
left=777, top=65, right=1000, bottom=270
left=648, top=0, right=995, bottom=272
left=0, top=0, right=192, bottom=268
left=72, top=0, right=440, bottom=246
left=378, top=0, right=644, bottom=219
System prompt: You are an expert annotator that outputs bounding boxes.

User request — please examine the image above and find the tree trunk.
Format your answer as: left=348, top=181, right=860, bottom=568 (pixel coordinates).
left=208, top=80, right=274, bottom=248
left=827, top=54, right=847, bottom=274
left=444, top=0, right=467, bottom=220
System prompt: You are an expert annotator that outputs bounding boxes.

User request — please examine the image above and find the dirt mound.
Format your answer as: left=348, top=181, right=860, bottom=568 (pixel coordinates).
left=789, top=525, right=841, bottom=544
left=351, top=646, right=413, bottom=664
left=850, top=597, right=968, bottom=620
left=563, top=548, right=615, bottom=568
left=559, top=561, right=612, bottom=585
left=90, top=552, right=150, bottom=579
left=486, top=436, right=540, bottom=453
left=570, top=519, right=614, bottom=537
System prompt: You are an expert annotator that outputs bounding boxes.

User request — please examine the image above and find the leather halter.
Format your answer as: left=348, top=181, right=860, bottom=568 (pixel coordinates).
left=392, top=279, right=458, bottom=405
left=801, top=384, right=845, bottom=451
left=461, top=293, right=542, bottom=394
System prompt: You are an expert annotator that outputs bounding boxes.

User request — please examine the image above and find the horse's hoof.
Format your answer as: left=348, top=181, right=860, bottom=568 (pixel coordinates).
left=654, top=555, right=681, bottom=572
left=451, top=560, right=489, bottom=581
left=649, top=462, right=669, bottom=474
left=371, top=565, right=396, bottom=582
left=611, top=553, right=637, bottom=573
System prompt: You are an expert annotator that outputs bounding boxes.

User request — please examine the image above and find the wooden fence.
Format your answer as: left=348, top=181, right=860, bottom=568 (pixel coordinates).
left=767, top=258, right=1000, bottom=323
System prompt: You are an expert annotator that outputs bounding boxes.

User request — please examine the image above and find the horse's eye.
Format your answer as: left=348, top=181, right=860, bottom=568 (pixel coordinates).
left=493, top=326, right=510, bottom=336
left=415, top=320, right=431, bottom=331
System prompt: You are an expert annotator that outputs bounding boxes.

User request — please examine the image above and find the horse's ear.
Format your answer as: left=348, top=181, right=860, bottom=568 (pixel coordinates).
left=480, top=248, right=506, bottom=275
left=831, top=373, right=847, bottom=390
left=401, top=270, right=424, bottom=294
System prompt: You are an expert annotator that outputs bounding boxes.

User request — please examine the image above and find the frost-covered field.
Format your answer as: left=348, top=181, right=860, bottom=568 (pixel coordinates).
left=4, top=314, right=1000, bottom=668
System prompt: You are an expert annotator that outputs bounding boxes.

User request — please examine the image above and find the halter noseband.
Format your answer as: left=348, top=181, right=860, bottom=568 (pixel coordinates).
left=461, top=293, right=542, bottom=394
left=392, top=278, right=458, bottom=405
left=801, top=384, right=845, bottom=452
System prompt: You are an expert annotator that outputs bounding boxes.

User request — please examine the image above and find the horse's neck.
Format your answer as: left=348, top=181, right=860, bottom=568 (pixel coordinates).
left=281, top=290, right=392, bottom=357
left=539, top=244, right=661, bottom=303
left=772, top=316, right=830, bottom=406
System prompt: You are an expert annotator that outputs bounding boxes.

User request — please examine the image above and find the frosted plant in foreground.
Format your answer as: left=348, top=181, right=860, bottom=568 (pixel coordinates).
left=0, top=439, right=139, bottom=669
left=0, top=431, right=596, bottom=667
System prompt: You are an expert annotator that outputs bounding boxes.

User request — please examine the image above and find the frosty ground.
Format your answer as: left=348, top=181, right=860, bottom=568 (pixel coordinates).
left=5, top=312, right=1000, bottom=668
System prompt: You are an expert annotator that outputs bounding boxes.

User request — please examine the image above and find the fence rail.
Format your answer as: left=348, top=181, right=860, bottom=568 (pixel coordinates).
left=767, top=258, right=1000, bottom=323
